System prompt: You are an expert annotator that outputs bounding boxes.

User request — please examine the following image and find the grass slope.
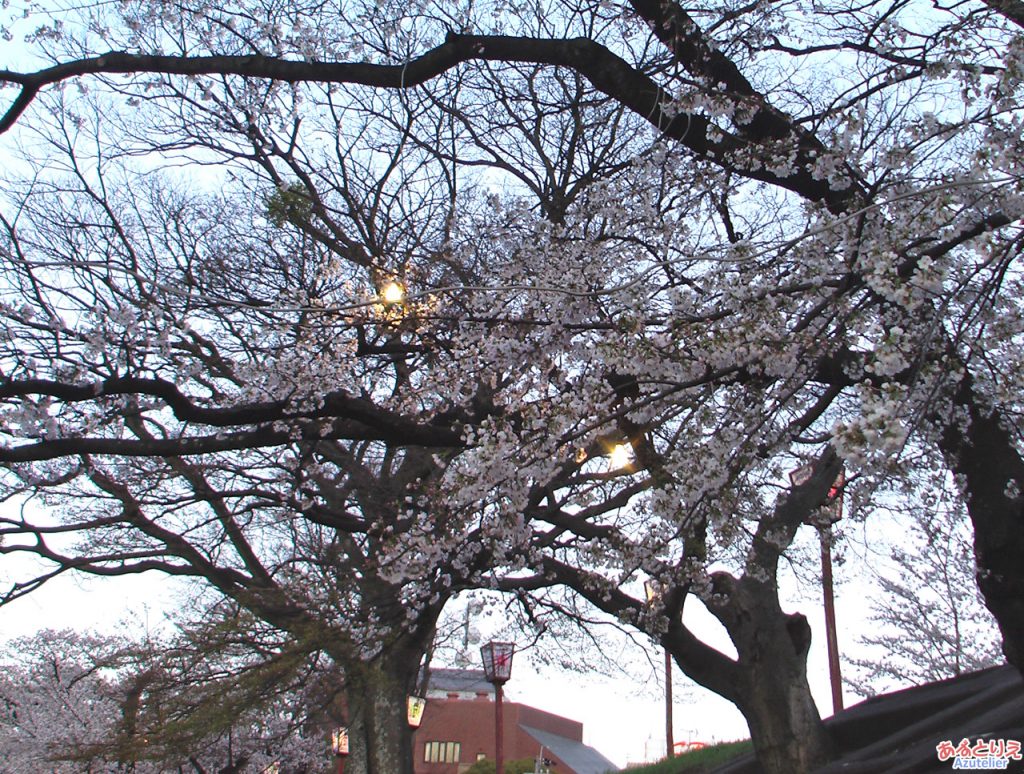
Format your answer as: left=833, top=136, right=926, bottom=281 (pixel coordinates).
left=621, top=740, right=752, bottom=774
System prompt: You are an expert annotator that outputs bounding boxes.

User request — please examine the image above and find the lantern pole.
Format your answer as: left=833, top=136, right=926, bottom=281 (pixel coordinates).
left=331, top=727, right=349, bottom=774
left=481, top=641, right=516, bottom=774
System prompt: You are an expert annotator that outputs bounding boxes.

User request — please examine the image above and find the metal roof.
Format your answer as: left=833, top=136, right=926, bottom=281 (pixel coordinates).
left=521, top=724, right=620, bottom=774
left=714, top=664, right=1024, bottom=773
left=425, top=667, right=495, bottom=696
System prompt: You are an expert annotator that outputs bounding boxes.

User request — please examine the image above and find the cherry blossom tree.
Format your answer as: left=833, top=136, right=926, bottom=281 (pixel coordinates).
left=3, top=0, right=1024, bottom=772
left=847, top=498, right=1003, bottom=696
left=0, top=33, right=646, bottom=771
left=0, top=630, right=122, bottom=772
left=0, top=627, right=326, bottom=772
left=0, top=141, right=469, bottom=772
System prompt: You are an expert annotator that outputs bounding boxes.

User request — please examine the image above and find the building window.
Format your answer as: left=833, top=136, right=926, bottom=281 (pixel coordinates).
left=424, top=741, right=461, bottom=763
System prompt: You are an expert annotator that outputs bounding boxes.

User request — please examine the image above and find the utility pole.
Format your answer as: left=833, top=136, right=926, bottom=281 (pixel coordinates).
left=790, top=464, right=845, bottom=715
left=664, top=647, right=674, bottom=757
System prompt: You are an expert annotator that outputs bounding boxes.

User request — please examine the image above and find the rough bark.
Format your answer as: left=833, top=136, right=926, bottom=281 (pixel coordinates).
left=333, top=592, right=443, bottom=774
left=694, top=450, right=840, bottom=773
left=660, top=581, right=830, bottom=774
left=345, top=662, right=416, bottom=774
left=722, top=575, right=832, bottom=774
left=938, top=372, right=1024, bottom=673
left=536, top=451, right=841, bottom=774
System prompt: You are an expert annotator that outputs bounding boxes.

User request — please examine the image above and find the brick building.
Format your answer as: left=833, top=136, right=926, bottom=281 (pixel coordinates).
left=413, top=669, right=618, bottom=774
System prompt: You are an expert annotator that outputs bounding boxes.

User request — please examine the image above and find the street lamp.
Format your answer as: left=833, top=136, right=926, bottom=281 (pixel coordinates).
left=407, top=695, right=427, bottom=729
left=331, top=727, right=349, bottom=774
left=480, top=640, right=515, bottom=774
left=608, top=442, right=633, bottom=471
left=645, top=580, right=674, bottom=759
left=380, top=280, right=406, bottom=305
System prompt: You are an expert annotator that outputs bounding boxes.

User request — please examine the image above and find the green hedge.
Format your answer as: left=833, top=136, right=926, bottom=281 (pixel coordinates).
left=462, top=758, right=538, bottom=774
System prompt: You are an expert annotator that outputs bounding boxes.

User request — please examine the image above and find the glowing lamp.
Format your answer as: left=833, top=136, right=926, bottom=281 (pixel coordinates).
left=380, top=281, right=405, bottom=304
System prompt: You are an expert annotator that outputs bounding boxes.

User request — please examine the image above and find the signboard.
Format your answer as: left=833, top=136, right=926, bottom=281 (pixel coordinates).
left=789, top=464, right=845, bottom=525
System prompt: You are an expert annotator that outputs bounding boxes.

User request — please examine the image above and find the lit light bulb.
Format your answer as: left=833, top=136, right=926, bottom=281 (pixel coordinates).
left=380, top=281, right=405, bottom=304
left=608, top=443, right=633, bottom=471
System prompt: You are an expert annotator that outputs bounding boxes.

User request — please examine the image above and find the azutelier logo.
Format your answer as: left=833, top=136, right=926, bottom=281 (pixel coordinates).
left=936, top=739, right=1022, bottom=770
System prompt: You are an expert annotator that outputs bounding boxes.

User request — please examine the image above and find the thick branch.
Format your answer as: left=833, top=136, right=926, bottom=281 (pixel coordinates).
left=937, top=369, right=1024, bottom=671
left=1, top=376, right=287, bottom=426
left=535, top=556, right=741, bottom=701
left=981, top=0, right=1024, bottom=28
left=0, top=379, right=466, bottom=461
left=746, top=446, right=840, bottom=580
left=1, top=35, right=853, bottom=208
left=0, top=418, right=462, bottom=461
left=627, top=0, right=849, bottom=177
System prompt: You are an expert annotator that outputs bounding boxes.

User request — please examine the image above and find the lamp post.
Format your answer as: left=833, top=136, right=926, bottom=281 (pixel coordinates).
left=331, top=727, right=349, bottom=774
left=480, top=640, right=515, bottom=774
left=645, top=580, right=674, bottom=759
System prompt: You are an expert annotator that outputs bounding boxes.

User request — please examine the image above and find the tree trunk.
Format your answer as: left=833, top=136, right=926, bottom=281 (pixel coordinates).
left=344, top=660, right=416, bottom=774
left=939, top=373, right=1024, bottom=673
left=722, top=577, right=832, bottom=774
left=736, top=636, right=831, bottom=774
